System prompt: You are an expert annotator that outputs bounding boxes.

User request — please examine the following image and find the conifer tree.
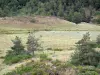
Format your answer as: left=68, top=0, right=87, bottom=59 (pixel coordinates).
left=11, top=36, right=24, bottom=55
left=27, top=33, right=40, bottom=55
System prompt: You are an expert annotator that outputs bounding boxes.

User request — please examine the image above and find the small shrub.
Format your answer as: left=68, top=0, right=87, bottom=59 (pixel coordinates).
left=54, top=48, right=63, bottom=51
left=40, top=53, right=52, bottom=61
left=52, top=59, right=62, bottom=66
left=97, top=63, right=100, bottom=69
left=30, top=19, right=36, bottom=23
left=92, top=16, right=100, bottom=24
left=4, top=36, right=33, bottom=65
left=47, top=48, right=52, bottom=50
left=93, top=18, right=100, bottom=24
left=78, top=66, right=99, bottom=75
left=94, top=11, right=100, bottom=16
left=78, top=71, right=98, bottom=75
left=44, top=29, right=51, bottom=31
left=5, top=61, right=59, bottom=75
left=4, top=53, right=32, bottom=64
left=79, top=66, right=95, bottom=72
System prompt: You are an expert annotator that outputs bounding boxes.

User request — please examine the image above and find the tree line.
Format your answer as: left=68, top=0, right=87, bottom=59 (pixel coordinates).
left=0, top=0, right=100, bottom=23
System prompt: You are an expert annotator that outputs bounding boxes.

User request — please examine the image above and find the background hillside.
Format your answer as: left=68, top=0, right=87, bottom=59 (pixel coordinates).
left=0, top=16, right=100, bottom=31
left=0, top=0, right=100, bottom=24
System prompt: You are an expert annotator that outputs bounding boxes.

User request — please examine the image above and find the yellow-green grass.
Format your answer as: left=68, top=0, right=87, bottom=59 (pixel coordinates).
left=0, top=31, right=99, bottom=59
left=0, top=22, right=100, bottom=33
left=0, top=31, right=100, bottom=75
left=0, top=16, right=100, bottom=32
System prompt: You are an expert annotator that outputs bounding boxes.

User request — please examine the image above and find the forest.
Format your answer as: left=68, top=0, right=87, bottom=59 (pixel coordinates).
left=0, top=0, right=100, bottom=23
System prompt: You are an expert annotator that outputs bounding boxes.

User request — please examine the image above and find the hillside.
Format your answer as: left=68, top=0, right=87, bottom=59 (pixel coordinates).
left=0, top=16, right=100, bottom=31
left=0, top=0, right=100, bottom=23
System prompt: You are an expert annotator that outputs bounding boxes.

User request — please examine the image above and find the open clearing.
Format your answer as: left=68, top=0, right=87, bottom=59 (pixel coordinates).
left=0, top=31, right=100, bottom=75
left=0, top=16, right=100, bottom=31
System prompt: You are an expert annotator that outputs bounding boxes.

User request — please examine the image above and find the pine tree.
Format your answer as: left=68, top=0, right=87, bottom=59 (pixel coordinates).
left=11, top=36, right=24, bottom=55
left=71, top=32, right=100, bottom=66
left=27, top=33, right=40, bottom=55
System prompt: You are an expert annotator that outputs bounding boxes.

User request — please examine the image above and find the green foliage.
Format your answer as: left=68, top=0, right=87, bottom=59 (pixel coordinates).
left=30, top=18, right=36, bottom=23
left=97, top=34, right=100, bottom=43
left=5, top=61, right=59, bottom=75
left=0, top=0, right=100, bottom=23
left=72, top=12, right=83, bottom=24
left=4, top=36, right=32, bottom=64
left=71, top=32, right=100, bottom=66
left=94, top=11, right=100, bottom=16
left=47, top=48, right=52, bottom=50
left=11, top=36, right=24, bottom=55
left=78, top=71, right=98, bottom=75
left=78, top=66, right=99, bottom=75
left=93, top=16, right=100, bottom=24
left=52, top=59, right=62, bottom=66
left=40, top=53, right=52, bottom=61
left=96, top=34, right=100, bottom=47
left=53, top=48, right=63, bottom=51
left=27, top=33, right=40, bottom=55
left=95, top=17, right=100, bottom=24
left=4, top=53, right=32, bottom=64
left=76, top=32, right=90, bottom=44
left=97, top=63, right=100, bottom=69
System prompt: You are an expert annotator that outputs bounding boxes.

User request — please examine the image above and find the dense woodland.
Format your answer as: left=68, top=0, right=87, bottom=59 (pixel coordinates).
left=0, top=0, right=100, bottom=23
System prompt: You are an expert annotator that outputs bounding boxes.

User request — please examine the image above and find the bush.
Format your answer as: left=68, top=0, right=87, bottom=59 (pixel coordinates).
left=78, top=71, right=99, bottom=75
left=5, top=61, right=59, bottom=75
left=71, top=32, right=100, bottom=66
left=78, top=66, right=99, bottom=75
left=97, top=63, right=100, bottom=69
left=78, top=66, right=95, bottom=72
left=72, top=12, right=83, bottom=24
left=40, top=53, right=52, bottom=61
left=4, top=36, right=32, bottom=65
left=4, top=53, right=32, bottom=64
left=93, top=18, right=100, bottom=24
left=94, top=11, right=100, bottom=16
left=47, top=48, right=52, bottom=50
left=53, top=48, right=63, bottom=51
left=30, top=19, right=36, bottom=23
left=52, top=59, right=62, bottom=66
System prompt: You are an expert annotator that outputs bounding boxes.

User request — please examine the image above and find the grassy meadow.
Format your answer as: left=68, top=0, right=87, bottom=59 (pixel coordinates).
left=0, top=16, right=100, bottom=32
left=0, top=31, right=100, bottom=75
left=0, top=16, right=100, bottom=75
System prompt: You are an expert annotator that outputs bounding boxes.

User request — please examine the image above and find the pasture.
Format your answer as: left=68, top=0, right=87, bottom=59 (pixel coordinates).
left=0, top=31, right=100, bottom=75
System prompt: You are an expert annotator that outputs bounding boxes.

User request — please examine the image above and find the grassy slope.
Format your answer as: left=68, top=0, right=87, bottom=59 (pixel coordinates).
left=0, top=16, right=100, bottom=74
left=0, top=16, right=100, bottom=32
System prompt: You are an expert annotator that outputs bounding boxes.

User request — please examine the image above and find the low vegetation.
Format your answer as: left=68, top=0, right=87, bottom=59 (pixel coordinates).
left=71, top=32, right=100, bottom=67
left=4, top=60, right=78, bottom=75
left=4, top=53, right=32, bottom=65
left=1, top=32, right=100, bottom=75
left=53, top=48, right=63, bottom=51
left=4, top=33, right=41, bottom=65
left=40, top=53, right=52, bottom=62
left=92, top=16, right=100, bottom=24
left=4, top=36, right=32, bottom=64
